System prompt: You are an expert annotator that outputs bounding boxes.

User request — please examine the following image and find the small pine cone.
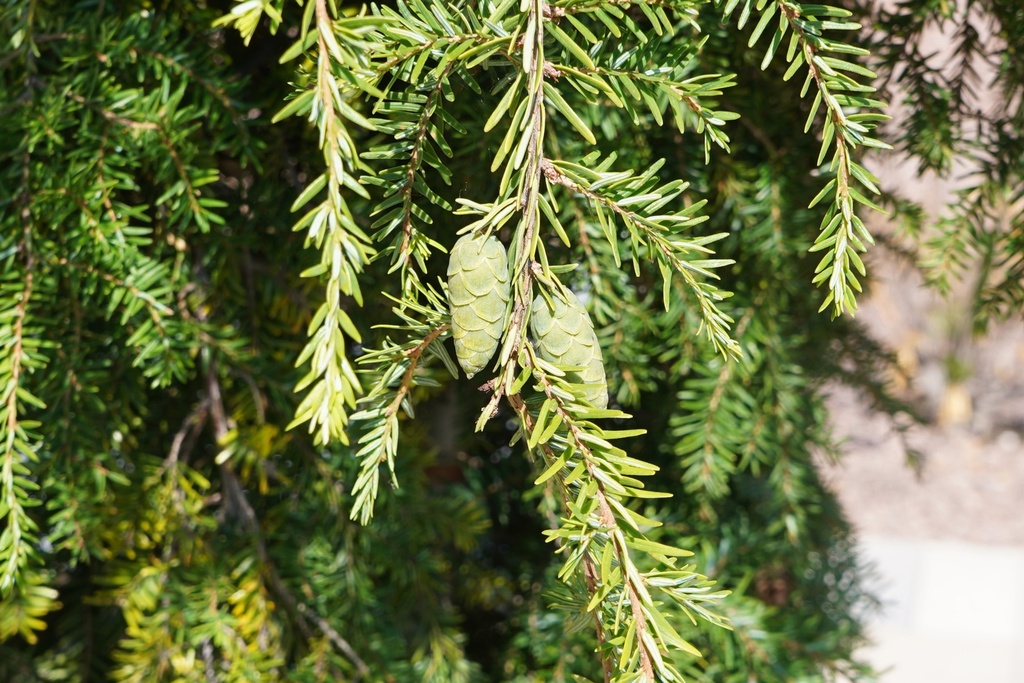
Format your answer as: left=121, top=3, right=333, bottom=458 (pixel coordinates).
left=530, top=290, right=608, bottom=409
left=447, top=233, right=511, bottom=378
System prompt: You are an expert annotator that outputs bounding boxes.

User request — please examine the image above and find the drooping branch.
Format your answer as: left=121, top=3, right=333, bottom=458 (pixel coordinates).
left=0, top=152, right=39, bottom=593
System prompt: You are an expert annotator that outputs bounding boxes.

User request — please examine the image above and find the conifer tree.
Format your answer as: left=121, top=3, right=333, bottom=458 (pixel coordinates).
left=1, top=0, right=1014, bottom=681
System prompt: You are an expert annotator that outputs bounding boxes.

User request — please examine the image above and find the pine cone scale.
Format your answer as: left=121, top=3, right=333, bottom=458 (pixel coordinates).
left=530, top=290, right=608, bottom=409
left=447, top=233, right=511, bottom=378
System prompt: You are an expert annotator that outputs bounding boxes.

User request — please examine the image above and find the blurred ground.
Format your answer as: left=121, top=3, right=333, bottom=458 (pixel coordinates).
left=817, top=139, right=1024, bottom=680
left=825, top=368, right=1024, bottom=547
left=855, top=536, right=1024, bottom=683
left=821, top=272, right=1024, bottom=682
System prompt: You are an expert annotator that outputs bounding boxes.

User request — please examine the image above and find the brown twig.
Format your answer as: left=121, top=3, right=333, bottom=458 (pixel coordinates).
left=160, top=127, right=204, bottom=220
left=205, top=360, right=370, bottom=677
left=134, top=46, right=253, bottom=148
left=165, top=400, right=209, bottom=468
left=508, top=393, right=614, bottom=683
left=384, top=324, right=449, bottom=419
left=394, top=70, right=455, bottom=278
left=1, top=152, right=38, bottom=589
left=68, top=92, right=160, bottom=130
left=49, top=256, right=171, bottom=327
left=481, top=9, right=548, bottom=423
left=529, top=365, right=659, bottom=679
left=298, top=602, right=371, bottom=677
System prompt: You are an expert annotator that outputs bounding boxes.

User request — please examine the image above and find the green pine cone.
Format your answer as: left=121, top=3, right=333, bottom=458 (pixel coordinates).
left=447, top=232, right=511, bottom=378
left=530, top=290, right=608, bottom=409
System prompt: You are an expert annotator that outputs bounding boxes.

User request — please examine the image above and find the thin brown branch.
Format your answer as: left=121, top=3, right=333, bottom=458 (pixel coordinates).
left=737, top=115, right=783, bottom=157
left=160, top=127, right=205, bottom=219
left=205, top=361, right=370, bottom=677
left=49, top=256, right=171, bottom=327
left=543, top=158, right=694, bottom=277
left=71, top=96, right=209, bottom=232
left=1, top=152, right=38, bottom=589
left=134, top=46, right=252, bottom=148
left=6, top=153, right=36, bottom=412
left=95, top=140, right=119, bottom=218
left=384, top=323, right=449, bottom=420
left=508, top=393, right=614, bottom=683
left=394, top=69, right=453, bottom=275
left=486, top=0, right=548, bottom=410
left=68, top=92, right=160, bottom=130
left=529, top=364, right=659, bottom=679
left=487, top=0, right=660, bottom=674
left=315, top=0, right=338, bottom=147
left=165, top=401, right=209, bottom=468
left=298, top=602, right=371, bottom=678
left=549, top=61, right=718, bottom=127
left=0, top=32, right=75, bottom=70
left=541, top=158, right=645, bottom=229
left=375, top=34, right=504, bottom=76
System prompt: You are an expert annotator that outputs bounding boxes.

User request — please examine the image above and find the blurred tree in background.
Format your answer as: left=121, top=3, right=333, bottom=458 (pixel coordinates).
left=857, top=0, right=1024, bottom=331
left=0, top=0, right=1017, bottom=681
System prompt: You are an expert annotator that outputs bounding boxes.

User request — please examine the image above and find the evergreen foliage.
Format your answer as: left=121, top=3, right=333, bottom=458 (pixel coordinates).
left=859, top=0, right=1024, bottom=329
left=1, top=0, right=1013, bottom=681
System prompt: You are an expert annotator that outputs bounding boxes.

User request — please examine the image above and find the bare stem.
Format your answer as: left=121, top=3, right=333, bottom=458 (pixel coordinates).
left=384, top=323, right=449, bottom=419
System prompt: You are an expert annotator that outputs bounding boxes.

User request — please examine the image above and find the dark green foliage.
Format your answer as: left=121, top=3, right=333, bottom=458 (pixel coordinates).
left=2, top=0, right=1000, bottom=681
